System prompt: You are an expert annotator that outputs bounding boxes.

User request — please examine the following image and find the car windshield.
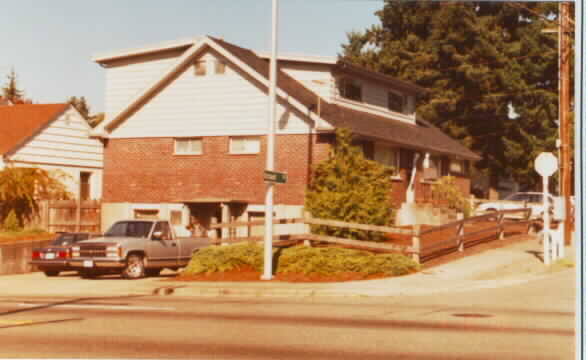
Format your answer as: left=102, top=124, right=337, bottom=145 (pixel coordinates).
left=51, top=234, right=77, bottom=246
left=104, top=221, right=152, bottom=238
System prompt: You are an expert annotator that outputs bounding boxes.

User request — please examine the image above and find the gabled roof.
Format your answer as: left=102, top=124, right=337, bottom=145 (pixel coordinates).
left=94, top=36, right=480, bottom=161
left=0, top=104, right=70, bottom=155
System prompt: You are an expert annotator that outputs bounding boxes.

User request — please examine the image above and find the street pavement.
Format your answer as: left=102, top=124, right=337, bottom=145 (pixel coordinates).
left=0, top=234, right=577, bottom=300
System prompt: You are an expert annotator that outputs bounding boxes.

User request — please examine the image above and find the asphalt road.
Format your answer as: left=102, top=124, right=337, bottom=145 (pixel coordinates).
left=0, top=270, right=575, bottom=360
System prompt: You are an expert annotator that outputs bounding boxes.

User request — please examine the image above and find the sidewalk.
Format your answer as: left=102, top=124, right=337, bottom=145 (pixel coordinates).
left=156, top=234, right=576, bottom=298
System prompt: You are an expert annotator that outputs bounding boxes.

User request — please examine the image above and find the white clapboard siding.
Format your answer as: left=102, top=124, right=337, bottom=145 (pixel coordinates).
left=280, top=62, right=334, bottom=100
left=110, top=51, right=312, bottom=139
left=105, top=54, right=180, bottom=118
left=10, top=153, right=102, bottom=169
left=10, top=108, right=103, bottom=170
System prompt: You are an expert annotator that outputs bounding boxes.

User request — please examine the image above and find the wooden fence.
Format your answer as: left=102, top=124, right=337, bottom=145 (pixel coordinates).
left=209, top=208, right=534, bottom=264
left=26, top=200, right=101, bottom=233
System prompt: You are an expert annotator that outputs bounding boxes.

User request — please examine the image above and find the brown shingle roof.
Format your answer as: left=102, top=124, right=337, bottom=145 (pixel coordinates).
left=0, top=104, right=69, bottom=155
left=212, top=37, right=479, bottom=161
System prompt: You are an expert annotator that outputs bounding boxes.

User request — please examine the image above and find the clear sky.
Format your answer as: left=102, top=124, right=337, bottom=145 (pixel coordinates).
left=0, top=0, right=382, bottom=114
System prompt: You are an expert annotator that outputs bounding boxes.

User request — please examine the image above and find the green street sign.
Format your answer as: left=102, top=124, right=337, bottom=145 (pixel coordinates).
left=264, top=170, right=288, bottom=184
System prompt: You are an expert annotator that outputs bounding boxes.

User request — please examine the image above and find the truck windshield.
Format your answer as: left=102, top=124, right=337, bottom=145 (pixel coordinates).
left=104, top=221, right=152, bottom=238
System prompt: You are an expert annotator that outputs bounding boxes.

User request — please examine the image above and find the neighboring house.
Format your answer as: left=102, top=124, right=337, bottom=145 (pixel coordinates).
left=0, top=103, right=103, bottom=200
left=92, top=36, right=479, bottom=234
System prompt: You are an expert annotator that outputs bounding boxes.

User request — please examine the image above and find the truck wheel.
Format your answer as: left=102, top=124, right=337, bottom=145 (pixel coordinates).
left=79, top=270, right=97, bottom=279
left=145, top=268, right=161, bottom=277
left=123, top=254, right=145, bottom=279
left=43, top=270, right=60, bottom=277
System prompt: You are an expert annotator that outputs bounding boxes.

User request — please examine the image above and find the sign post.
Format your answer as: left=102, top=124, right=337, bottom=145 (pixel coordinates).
left=534, top=152, right=559, bottom=265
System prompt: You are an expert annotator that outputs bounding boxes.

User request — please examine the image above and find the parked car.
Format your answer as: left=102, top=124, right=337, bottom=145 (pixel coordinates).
left=69, top=219, right=209, bottom=279
left=475, top=192, right=558, bottom=220
left=30, top=232, right=100, bottom=277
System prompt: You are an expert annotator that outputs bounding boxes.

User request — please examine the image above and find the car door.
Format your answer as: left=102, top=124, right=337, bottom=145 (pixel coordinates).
left=147, top=221, right=179, bottom=268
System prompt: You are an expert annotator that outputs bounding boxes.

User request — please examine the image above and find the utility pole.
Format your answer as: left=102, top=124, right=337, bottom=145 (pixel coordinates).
left=559, top=2, right=572, bottom=245
left=262, top=0, right=279, bottom=280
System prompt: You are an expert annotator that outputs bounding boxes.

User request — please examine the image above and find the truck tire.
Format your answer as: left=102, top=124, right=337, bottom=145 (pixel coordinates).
left=79, top=270, right=97, bottom=279
left=43, top=270, right=60, bottom=277
left=123, top=254, right=145, bottom=279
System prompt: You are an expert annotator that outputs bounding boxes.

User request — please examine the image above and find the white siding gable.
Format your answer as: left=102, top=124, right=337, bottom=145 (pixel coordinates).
left=110, top=51, right=313, bottom=139
left=9, top=107, right=104, bottom=199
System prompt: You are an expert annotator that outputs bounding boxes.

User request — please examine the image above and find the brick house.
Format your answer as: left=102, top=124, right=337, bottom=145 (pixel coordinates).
left=0, top=103, right=103, bottom=200
left=92, top=36, right=479, bottom=234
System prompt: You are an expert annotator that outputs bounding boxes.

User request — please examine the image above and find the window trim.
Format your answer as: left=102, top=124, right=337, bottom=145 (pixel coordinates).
left=229, top=136, right=261, bottom=155
left=174, top=138, right=203, bottom=155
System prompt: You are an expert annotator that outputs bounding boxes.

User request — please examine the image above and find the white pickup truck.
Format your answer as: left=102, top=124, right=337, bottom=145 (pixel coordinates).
left=69, top=219, right=209, bottom=279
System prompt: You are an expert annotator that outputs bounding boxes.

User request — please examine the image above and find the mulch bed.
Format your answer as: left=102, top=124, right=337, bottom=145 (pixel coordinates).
left=170, top=220, right=537, bottom=283
left=173, top=269, right=390, bottom=283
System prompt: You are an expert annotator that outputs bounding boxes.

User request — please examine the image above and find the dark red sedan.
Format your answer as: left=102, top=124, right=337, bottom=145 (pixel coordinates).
left=30, top=232, right=99, bottom=277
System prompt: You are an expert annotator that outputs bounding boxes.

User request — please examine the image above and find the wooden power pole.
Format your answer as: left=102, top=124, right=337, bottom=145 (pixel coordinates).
left=559, top=2, right=573, bottom=245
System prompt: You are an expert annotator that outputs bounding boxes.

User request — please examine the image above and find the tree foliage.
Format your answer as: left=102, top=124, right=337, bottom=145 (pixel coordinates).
left=305, top=128, right=394, bottom=241
left=2, top=69, right=24, bottom=103
left=341, top=1, right=569, bottom=191
left=0, top=167, right=71, bottom=227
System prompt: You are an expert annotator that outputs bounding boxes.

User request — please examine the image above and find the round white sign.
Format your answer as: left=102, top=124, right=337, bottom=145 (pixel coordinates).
left=535, top=152, right=558, bottom=177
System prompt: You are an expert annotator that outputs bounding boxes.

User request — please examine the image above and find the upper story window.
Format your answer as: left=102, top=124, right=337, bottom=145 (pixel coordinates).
left=175, top=138, right=203, bottom=155
left=388, top=92, right=406, bottom=114
left=194, top=60, right=206, bottom=76
left=230, top=136, right=261, bottom=154
left=215, top=60, right=226, bottom=75
left=374, top=143, right=400, bottom=175
left=338, top=78, right=362, bottom=102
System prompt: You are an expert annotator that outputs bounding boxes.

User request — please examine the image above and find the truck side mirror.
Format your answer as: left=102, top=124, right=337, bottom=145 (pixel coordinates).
left=152, top=231, right=163, bottom=240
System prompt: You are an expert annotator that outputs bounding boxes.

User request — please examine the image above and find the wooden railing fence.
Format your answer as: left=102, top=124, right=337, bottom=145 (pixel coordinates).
left=208, top=208, right=535, bottom=264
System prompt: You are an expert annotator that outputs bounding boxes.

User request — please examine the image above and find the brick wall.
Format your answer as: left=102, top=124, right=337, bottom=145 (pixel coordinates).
left=103, top=134, right=331, bottom=206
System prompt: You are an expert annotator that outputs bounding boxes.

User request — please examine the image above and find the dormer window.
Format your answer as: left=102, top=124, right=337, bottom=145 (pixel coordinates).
left=194, top=60, right=206, bottom=76
left=388, top=92, right=406, bottom=114
left=339, top=78, right=362, bottom=102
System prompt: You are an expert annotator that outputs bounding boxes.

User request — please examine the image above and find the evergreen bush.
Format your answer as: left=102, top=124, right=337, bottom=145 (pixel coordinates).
left=182, top=244, right=420, bottom=277
left=431, top=176, right=472, bottom=217
left=305, top=128, right=395, bottom=241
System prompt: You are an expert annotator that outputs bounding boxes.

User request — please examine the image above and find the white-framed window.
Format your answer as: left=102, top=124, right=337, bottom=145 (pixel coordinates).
left=449, top=159, right=468, bottom=175
left=194, top=60, right=206, bottom=76
left=215, top=60, right=226, bottom=75
left=388, top=91, right=406, bottom=114
left=229, top=136, right=261, bottom=154
left=175, top=138, right=203, bottom=155
left=338, top=78, right=362, bottom=102
left=374, top=143, right=400, bottom=175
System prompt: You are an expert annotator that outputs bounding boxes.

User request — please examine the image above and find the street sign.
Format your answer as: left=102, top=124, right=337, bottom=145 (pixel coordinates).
left=264, top=170, right=287, bottom=184
left=535, top=152, right=558, bottom=177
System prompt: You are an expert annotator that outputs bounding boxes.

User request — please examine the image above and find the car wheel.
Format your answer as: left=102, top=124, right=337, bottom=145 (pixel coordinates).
left=145, top=268, right=161, bottom=277
left=43, top=270, right=60, bottom=277
left=122, top=254, right=145, bottom=279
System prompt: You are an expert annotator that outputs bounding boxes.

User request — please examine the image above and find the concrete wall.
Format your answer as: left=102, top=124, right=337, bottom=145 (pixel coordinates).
left=0, top=239, right=53, bottom=275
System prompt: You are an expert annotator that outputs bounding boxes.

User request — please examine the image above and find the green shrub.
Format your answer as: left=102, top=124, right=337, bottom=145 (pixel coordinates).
left=2, top=210, right=21, bottom=232
left=305, top=128, right=395, bottom=241
left=183, top=244, right=420, bottom=277
left=431, top=176, right=472, bottom=217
